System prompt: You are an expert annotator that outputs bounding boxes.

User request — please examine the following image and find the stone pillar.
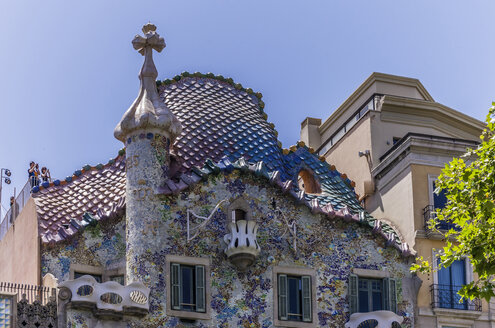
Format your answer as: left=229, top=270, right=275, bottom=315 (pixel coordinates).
left=114, top=23, right=182, bottom=300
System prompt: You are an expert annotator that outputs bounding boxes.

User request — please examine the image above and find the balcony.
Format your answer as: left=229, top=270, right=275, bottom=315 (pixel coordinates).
left=423, top=205, right=458, bottom=232
left=431, top=284, right=481, bottom=312
left=345, top=310, right=403, bottom=328
left=0, top=180, right=32, bottom=241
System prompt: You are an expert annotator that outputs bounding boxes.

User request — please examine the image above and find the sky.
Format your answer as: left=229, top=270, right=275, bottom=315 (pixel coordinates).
left=0, top=1, right=494, bottom=217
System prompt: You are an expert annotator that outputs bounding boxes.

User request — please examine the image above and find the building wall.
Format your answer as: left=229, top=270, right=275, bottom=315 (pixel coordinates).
left=370, top=110, right=481, bottom=168
left=41, top=215, right=126, bottom=282
left=367, top=166, right=415, bottom=249
left=322, top=115, right=373, bottom=198
left=44, top=171, right=415, bottom=327
left=0, top=198, right=40, bottom=285
left=411, top=164, right=491, bottom=327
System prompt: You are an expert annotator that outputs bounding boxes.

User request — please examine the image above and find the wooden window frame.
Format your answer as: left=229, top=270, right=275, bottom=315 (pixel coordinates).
left=165, top=255, right=211, bottom=321
left=273, top=266, right=317, bottom=328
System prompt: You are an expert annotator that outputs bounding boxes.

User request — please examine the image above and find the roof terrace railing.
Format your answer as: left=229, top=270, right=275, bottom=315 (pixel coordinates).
left=0, top=180, right=32, bottom=241
left=0, top=282, right=56, bottom=305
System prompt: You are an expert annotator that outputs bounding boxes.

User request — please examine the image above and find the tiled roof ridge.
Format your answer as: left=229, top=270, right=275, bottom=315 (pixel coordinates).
left=42, top=197, right=126, bottom=247
left=157, top=72, right=281, bottom=142
left=31, top=149, right=126, bottom=194
left=158, top=157, right=414, bottom=258
left=157, top=71, right=265, bottom=108
left=283, top=140, right=358, bottom=192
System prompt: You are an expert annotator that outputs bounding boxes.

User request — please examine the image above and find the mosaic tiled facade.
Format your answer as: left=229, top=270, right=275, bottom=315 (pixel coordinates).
left=31, top=24, right=416, bottom=327
left=41, top=169, right=415, bottom=327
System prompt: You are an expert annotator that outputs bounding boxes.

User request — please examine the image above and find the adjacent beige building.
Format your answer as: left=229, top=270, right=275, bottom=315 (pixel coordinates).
left=301, top=72, right=493, bottom=327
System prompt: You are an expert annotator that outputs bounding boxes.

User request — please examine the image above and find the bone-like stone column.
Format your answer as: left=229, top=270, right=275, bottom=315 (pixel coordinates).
left=114, top=23, right=182, bottom=313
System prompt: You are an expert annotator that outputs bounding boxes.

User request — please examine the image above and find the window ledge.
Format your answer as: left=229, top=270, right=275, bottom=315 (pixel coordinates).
left=273, top=319, right=316, bottom=328
left=432, top=307, right=482, bottom=320
left=166, top=309, right=210, bottom=321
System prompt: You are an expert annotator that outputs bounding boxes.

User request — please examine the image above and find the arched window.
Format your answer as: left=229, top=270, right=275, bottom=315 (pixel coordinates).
left=298, top=169, right=321, bottom=194
left=233, top=209, right=247, bottom=222
left=228, top=198, right=251, bottom=223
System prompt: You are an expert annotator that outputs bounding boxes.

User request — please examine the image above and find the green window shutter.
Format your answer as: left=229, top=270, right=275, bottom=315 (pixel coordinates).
left=171, top=263, right=181, bottom=310
left=383, top=278, right=390, bottom=311
left=301, top=275, right=312, bottom=322
left=195, top=265, right=206, bottom=313
left=389, top=278, right=397, bottom=313
left=383, top=278, right=397, bottom=313
left=278, top=274, right=288, bottom=320
left=349, top=274, right=359, bottom=314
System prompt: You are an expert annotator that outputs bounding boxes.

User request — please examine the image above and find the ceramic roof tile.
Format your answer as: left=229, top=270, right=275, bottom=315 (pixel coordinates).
left=29, top=75, right=410, bottom=255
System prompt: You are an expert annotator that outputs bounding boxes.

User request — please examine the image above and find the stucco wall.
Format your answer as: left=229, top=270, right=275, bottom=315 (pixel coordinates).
left=368, top=167, right=415, bottom=249
left=43, top=171, right=415, bottom=327
left=0, top=198, right=40, bottom=285
left=370, top=111, right=480, bottom=168
left=323, top=116, right=373, bottom=198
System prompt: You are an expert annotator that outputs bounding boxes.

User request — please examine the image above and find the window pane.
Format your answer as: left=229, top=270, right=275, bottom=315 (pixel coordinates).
left=110, top=275, right=125, bottom=285
left=181, top=266, right=194, bottom=311
left=74, top=272, right=102, bottom=283
left=288, top=277, right=301, bottom=321
left=358, top=290, right=369, bottom=312
left=433, top=182, right=448, bottom=210
left=372, top=291, right=383, bottom=311
left=0, top=295, right=13, bottom=328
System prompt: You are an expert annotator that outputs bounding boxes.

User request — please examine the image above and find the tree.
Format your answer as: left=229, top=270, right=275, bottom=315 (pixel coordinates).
left=412, top=104, right=495, bottom=302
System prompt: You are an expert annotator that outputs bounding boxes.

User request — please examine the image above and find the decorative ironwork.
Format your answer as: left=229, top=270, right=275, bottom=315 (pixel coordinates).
left=430, top=284, right=481, bottom=311
left=17, top=294, right=57, bottom=328
left=186, top=199, right=227, bottom=242
left=423, top=205, right=458, bottom=231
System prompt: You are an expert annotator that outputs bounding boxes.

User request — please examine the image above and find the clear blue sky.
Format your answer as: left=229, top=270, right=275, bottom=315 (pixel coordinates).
left=1, top=1, right=494, bottom=215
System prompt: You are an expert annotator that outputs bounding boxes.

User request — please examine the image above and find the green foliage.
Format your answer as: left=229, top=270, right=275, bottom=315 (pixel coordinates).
left=411, top=103, right=495, bottom=302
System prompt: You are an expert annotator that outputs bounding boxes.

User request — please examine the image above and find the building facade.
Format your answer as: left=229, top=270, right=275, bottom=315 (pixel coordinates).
left=0, top=26, right=418, bottom=327
left=301, top=72, right=491, bottom=327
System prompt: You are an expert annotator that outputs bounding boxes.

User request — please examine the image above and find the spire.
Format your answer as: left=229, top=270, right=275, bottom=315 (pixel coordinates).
left=114, top=23, right=182, bottom=142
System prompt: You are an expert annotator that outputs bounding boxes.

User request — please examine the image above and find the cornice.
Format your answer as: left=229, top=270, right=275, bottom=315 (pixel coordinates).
left=380, top=95, right=485, bottom=133
left=318, top=72, right=434, bottom=134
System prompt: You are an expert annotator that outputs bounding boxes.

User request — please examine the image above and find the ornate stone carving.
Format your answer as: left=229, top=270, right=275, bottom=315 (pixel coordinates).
left=224, top=220, right=260, bottom=271
left=345, top=310, right=403, bottom=328
left=58, top=275, right=150, bottom=315
left=114, top=23, right=182, bottom=142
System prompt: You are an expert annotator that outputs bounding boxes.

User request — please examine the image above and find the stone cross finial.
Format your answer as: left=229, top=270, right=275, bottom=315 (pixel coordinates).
left=114, top=23, right=182, bottom=142
left=132, top=23, right=165, bottom=55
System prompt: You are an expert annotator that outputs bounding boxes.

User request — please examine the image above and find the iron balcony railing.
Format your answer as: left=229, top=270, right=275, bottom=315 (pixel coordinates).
left=0, top=282, right=56, bottom=305
left=431, top=284, right=481, bottom=311
left=0, top=179, right=32, bottom=241
left=423, top=205, right=458, bottom=232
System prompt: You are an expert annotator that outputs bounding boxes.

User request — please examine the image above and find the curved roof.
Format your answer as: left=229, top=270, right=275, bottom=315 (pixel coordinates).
left=31, top=73, right=412, bottom=256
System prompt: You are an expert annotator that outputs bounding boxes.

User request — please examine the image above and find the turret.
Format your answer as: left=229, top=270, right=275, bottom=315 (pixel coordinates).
left=114, top=23, right=182, bottom=292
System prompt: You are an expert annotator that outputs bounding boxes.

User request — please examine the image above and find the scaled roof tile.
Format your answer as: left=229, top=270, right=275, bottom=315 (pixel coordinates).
left=30, top=75, right=411, bottom=256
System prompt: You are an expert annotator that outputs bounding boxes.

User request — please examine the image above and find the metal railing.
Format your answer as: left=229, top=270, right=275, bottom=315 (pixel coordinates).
left=423, top=205, right=458, bottom=231
left=0, top=282, right=56, bottom=305
left=0, top=180, right=32, bottom=241
left=431, top=284, right=481, bottom=311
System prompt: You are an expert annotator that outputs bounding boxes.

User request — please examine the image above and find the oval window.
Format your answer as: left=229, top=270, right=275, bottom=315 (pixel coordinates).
left=100, top=292, right=123, bottom=304
left=76, top=285, right=93, bottom=297
left=130, top=290, right=148, bottom=304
